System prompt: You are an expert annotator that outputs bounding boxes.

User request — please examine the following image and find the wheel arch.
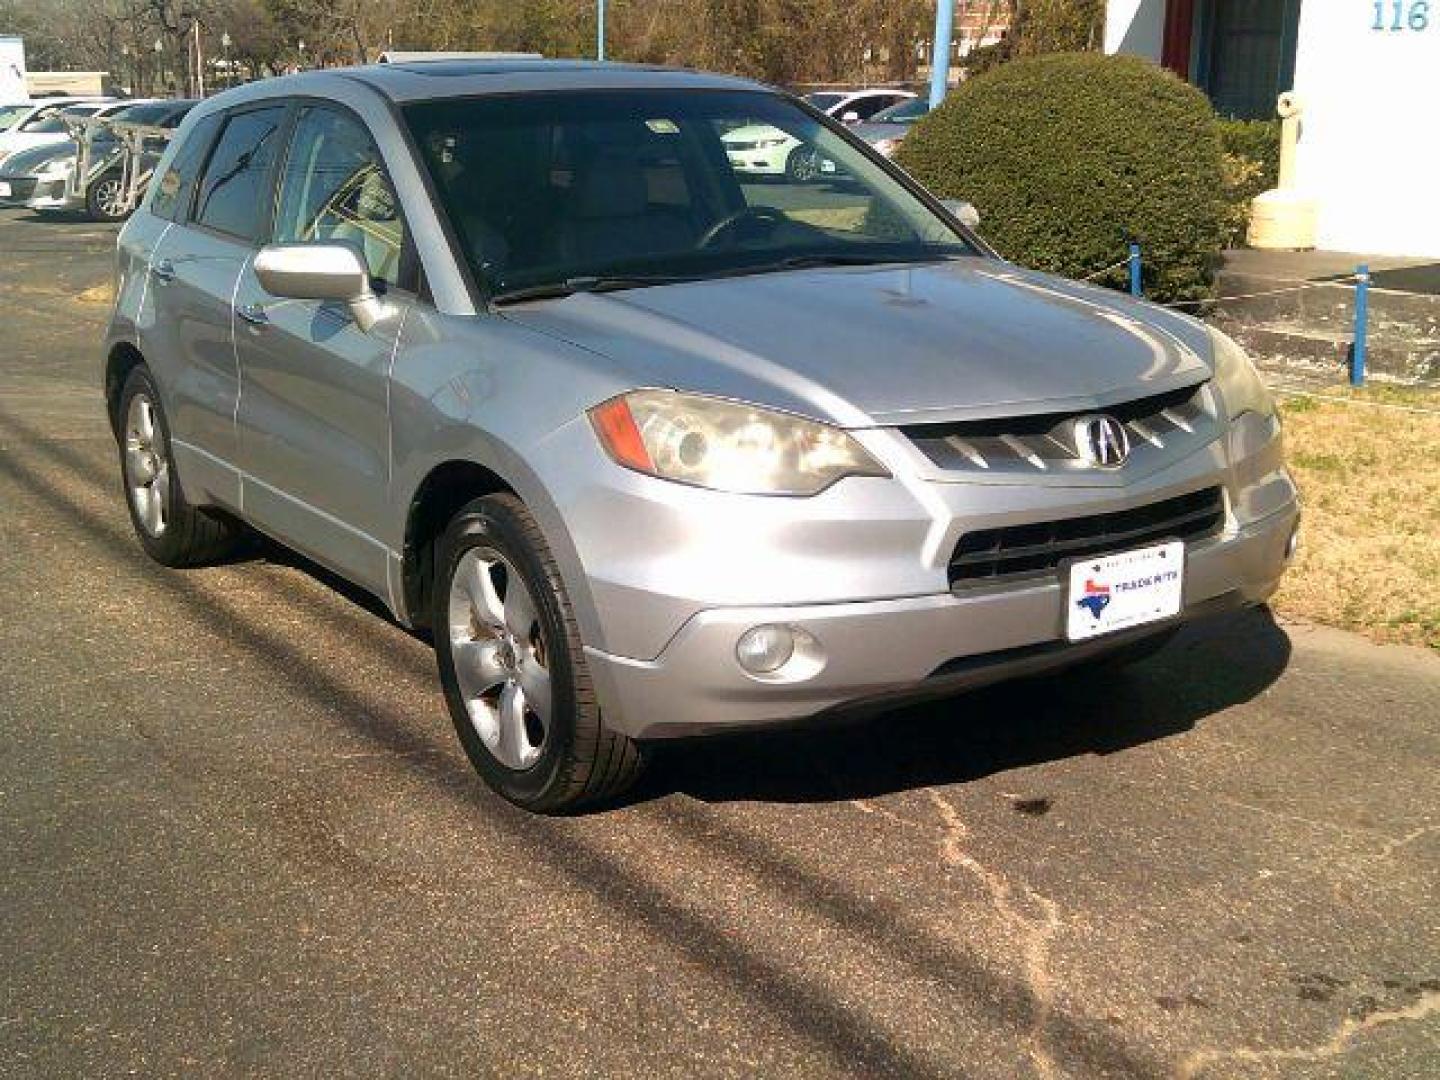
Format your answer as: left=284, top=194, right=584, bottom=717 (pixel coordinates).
left=398, top=453, right=602, bottom=650
left=400, top=459, right=524, bottom=632
left=104, top=340, right=148, bottom=437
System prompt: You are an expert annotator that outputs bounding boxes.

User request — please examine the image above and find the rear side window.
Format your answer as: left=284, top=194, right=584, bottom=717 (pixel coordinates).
left=151, top=112, right=223, bottom=222
left=193, top=106, right=287, bottom=242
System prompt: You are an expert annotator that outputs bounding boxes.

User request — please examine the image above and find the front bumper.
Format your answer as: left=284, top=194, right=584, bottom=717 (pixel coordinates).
left=586, top=499, right=1298, bottom=739
left=0, top=175, right=76, bottom=210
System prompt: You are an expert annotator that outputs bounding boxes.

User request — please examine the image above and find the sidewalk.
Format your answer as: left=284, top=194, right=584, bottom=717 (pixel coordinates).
left=1211, top=249, right=1440, bottom=386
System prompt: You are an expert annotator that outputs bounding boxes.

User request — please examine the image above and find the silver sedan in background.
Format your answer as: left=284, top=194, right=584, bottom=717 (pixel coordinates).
left=852, top=96, right=933, bottom=157
left=0, top=99, right=195, bottom=220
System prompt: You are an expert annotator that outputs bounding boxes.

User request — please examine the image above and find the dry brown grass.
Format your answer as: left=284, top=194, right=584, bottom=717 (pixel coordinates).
left=1273, top=384, right=1440, bottom=650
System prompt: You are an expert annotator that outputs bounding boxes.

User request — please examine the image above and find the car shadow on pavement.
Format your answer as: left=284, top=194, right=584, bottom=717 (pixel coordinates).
left=201, top=518, right=1294, bottom=814
left=638, top=608, right=1292, bottom=807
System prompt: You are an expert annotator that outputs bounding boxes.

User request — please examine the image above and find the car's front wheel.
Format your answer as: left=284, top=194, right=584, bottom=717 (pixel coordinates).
left=785, top=145, right=821, bottom=183
left=433, top=494, right=645, bottom=812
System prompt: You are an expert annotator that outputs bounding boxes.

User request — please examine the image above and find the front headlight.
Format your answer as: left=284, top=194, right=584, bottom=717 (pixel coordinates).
left=1208, top=327, right=1275, bottom=419
left=589, top=389, right=888, bottom=495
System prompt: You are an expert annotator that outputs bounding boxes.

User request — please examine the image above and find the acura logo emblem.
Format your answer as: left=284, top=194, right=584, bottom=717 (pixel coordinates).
left=1073, top=414, right=1131, bottom=468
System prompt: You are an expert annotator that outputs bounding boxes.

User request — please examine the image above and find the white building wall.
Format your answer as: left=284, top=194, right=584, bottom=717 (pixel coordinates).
left=1, top=36, right=29, bottom=104
left=1104, top=0, right=1166, bottom=59
left=1291, top=4, right=1440, bottom=257
left=1105, top=1, right=1440, bottom=258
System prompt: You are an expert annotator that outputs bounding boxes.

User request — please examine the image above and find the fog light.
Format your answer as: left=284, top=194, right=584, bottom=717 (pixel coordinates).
left=736, top=624, right=796, bottom=674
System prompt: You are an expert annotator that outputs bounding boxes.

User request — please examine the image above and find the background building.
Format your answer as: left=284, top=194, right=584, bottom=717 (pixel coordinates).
left=1105, top=1, right=1438, bottom=258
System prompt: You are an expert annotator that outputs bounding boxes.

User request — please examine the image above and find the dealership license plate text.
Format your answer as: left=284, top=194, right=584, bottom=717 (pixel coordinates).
left=1066, top=541, right=1184, bottom=642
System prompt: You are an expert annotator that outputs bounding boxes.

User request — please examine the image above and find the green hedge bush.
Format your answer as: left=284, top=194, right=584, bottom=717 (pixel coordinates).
left=896, top=52, right=1226, bottom=302
left=1217, top=118, right=1281, bottom=246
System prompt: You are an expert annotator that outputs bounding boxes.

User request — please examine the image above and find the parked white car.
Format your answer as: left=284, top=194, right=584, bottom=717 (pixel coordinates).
left=804, top=88, right=916, bottom=124
left=724, top=88, right=917, bottom=180
left=722, top=122, right=837, bottom=181
left=0, top=97, right=119, bottom=167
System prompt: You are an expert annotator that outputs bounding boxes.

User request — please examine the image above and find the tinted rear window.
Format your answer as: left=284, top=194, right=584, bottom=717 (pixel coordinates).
left=193, top=107, right=287, bottom=241
left=151, top=112, right=223, bottom=222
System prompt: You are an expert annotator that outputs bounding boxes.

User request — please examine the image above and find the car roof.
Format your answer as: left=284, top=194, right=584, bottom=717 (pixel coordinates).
left=841, top=89, right=915, bottom=99
left=199, top=60, right=771, bottom=111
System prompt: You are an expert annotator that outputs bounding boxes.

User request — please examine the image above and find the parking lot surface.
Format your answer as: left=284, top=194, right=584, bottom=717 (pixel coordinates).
left=2, top=209, right=1437, bottom=1078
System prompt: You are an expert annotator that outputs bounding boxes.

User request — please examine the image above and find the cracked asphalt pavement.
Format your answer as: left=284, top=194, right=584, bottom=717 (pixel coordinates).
left=2, top=209, right=1437, bottom=1077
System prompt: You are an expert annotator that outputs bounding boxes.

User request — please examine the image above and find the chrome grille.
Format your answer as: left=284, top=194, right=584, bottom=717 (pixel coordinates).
left=949, top=486, right=1226, bottom=587
left=904, top=383, right=1214, bottom=475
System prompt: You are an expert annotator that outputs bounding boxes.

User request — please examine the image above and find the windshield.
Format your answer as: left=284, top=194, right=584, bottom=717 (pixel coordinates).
left=112, top=102, right=173, bottom=125
left=0, top=104, right=31, bottom=131
left=804, top=92, right=844, bottom=113
left=26, top=106, right=101, bottom=133
left=405, top=89, right=977, bottom=300
left=871, top=98, right=929, bottom=124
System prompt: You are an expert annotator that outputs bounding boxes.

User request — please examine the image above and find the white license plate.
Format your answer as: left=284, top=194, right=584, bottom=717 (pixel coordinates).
left=0, top=182, right=11, bottom=197
left=1066, top=541, right=1184, bottom=642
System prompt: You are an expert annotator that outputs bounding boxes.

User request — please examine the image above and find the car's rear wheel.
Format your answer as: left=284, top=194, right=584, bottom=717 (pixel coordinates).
left=86, top=171, right=131, bottom=223
left=433, top=494, right=645, bottom=813
left=117, top=367, right=240, bottom=566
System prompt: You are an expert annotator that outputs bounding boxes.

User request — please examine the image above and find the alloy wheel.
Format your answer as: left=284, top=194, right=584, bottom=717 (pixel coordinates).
left=95, top=178, right=128, bottom=219
left=446, top=547, right=553, bottom=771
left=123, top=392, right=168, bottom=537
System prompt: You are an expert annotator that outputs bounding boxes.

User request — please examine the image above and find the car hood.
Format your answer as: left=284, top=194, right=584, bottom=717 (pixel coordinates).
left=0, top=131, right=68, bottom=158
left=503, top=259, right=1216, bottom=428
left=1, top=140, right=76, bottom=174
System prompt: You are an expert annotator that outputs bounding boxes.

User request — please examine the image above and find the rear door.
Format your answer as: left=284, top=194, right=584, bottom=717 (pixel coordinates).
left=231, top=103, right=414, bottom=595
left=144, top=105, right=287, bottom=509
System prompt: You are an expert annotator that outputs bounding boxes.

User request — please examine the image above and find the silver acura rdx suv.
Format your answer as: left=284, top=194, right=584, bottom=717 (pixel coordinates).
left=104, top=60, right=1299, bottom=811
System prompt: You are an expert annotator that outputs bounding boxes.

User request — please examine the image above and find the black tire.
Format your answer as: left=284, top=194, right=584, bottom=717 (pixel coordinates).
left=433, top=494, right=645, bottom=813
left=785, top=145, right=820, bottom=183
left=85, top=171, right=131, bottom=223
left=116, top=367, right=240, bottom=567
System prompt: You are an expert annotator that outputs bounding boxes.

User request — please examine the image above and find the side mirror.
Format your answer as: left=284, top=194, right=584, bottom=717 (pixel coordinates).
left=253, top=242, right=384, bottom=331
left=840, top=110, right=861, bottom=124
left=942, top=198, right=981, bottom=230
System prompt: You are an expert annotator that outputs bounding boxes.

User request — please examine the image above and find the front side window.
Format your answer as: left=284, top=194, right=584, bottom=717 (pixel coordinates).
left=843, top=96, right=903, bottom=121
left=871, top=98, right=929, bottom=124
left=272, top=106, right=406, bottom=287
left=404, top=89, right=975, bottom=300
left=193, top=106, right=286, bottom=241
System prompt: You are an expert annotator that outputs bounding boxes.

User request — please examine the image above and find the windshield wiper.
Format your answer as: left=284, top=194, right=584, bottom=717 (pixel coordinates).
left=491, top=274, right=696, bottom=305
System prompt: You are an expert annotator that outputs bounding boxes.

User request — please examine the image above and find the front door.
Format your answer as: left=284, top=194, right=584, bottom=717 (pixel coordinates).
left=232, top=104, right=413, bottom=597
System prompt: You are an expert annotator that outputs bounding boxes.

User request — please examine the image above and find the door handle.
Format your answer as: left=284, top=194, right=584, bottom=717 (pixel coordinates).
left=237, top=303, right=269, bottom=328
left=152, top=259, right=176, bottom=284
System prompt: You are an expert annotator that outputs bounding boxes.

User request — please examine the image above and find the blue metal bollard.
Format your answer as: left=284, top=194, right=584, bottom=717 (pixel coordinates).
left=928, top=0, right=955, bottom=108
left=1129, top=242, right=1142, bottom=297
left=1351, top=264, right=1370, bottom=387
